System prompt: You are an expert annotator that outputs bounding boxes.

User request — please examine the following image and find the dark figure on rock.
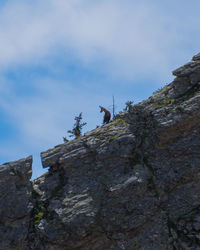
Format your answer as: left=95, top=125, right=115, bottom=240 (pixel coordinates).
left=99, top=106, right=111, bottom=124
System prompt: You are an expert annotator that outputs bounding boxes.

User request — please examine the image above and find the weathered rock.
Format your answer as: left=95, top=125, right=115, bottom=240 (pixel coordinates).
left=193, top=52, right=200, bottom=61
left=1, top=53, right=200, bottom=249
left=0, top=156, right=32, bottom=250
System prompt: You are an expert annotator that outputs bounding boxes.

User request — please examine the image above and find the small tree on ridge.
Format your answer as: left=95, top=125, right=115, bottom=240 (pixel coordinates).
left=63, top=112, right=87, bottom=142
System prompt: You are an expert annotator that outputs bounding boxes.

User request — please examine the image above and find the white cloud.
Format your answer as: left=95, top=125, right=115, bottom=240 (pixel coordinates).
left=0, top=0, right=196, bottom=79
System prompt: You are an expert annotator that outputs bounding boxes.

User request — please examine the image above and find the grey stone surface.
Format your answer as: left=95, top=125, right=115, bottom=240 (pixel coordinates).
left=1, top=53, right=200, bottom=249
left=0, top=156, right=32, bottom=250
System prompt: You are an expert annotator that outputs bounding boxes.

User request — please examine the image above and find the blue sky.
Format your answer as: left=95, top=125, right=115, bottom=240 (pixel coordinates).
left=0, top=0, right=200, bottom=179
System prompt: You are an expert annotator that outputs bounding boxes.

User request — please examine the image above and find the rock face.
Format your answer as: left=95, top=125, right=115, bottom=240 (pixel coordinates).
left=0, top=156, right=32, bottom=250
left=1, top=54, right=200, bottom=249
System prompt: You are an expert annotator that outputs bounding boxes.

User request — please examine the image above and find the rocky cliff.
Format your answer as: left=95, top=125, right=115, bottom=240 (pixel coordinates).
left=1, top=54, right=200, bottom=250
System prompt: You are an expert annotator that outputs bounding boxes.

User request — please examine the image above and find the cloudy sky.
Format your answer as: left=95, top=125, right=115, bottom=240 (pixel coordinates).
left=0, top=0, right=200, bottom=179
